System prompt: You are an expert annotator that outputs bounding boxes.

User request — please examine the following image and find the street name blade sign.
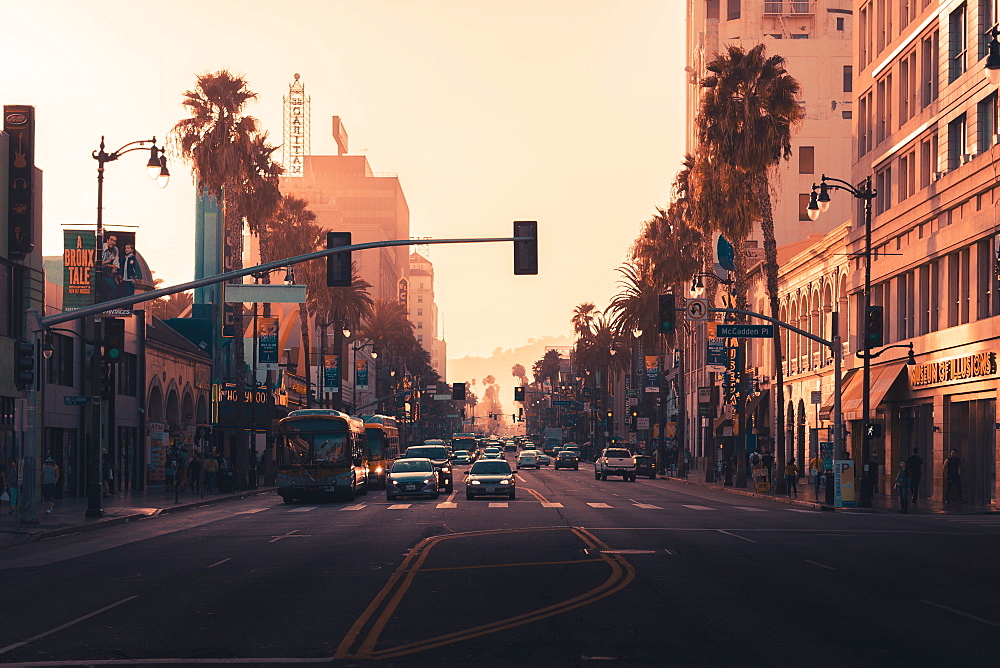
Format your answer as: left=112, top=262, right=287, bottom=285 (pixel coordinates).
left=712, top=324, right=775, bottom=338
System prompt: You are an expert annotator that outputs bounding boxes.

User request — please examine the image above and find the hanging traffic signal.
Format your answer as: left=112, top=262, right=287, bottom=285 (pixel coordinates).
left=514, top=386, right=525, bottom=402
left=15, top=340, right=35, bottom=389
left=97, top=361, right=113, bottom=399
left=452, top=382, right=466, bottom=401
left=864, top=305, right=884, bottom=349
left=103, top=318, right=126, bottom=363
left=658, top=294, right=676, bottom=334
left=326, top=232, right=352, bottom=287
left=513, top=221, right=538, bottom=275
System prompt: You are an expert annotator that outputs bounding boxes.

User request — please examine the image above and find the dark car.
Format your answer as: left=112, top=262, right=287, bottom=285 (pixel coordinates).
left=554, top=450, right=579, bottom=470
left=404, top=445, right=453, bottom=492
left=466, top=459, right=516, bottom=500
left=634, top=455, right=656, bottom=479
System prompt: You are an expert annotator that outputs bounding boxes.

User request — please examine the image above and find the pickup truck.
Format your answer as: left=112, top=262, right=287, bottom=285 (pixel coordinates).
left=594, top=448, right=637, bottom=482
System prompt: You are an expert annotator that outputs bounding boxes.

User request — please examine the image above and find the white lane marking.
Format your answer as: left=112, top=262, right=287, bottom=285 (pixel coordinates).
left=787, top=508, right=819, bottom=513
left=805, top=559, right=836, bottom=571
left=387, top=504, right=411, bottom=510
left=0, top=596, right=139, bottom=656
left=235, top=508, right=266, bottom=514
left=715, top=529, right=755, bottom=543
left=489, top=502, right=509, bottom=508
left=437, top=502, right=458, bottom=508
left=515, top=474, right=527, bottom=482
left=588, top=503, right=613, bottom=508
left=682, top=505, right=717, bottom=511
left=288, top=506, right=318, bottom=513
left=633, top=503, right=663, bottom=510
left=733, top=506, right=767, bottom=512
left=340, top=504, right=367, bottom=511
left=541, top=502, right=564, bottom=508
left=207, top=558, right=232, bottom=569
left=921, top=600, right=1000, bottom=627
left=269, top=529, right=310, bottom=543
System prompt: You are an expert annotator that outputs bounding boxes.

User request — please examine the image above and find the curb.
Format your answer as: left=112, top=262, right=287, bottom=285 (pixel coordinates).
left=662, top=475, right=841, bottom=512
left=3, top=488, right=275, bottom=548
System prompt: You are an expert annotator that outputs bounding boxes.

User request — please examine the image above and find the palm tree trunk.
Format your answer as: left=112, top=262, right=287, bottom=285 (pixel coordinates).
left=754, top=170, right=786, bottom=494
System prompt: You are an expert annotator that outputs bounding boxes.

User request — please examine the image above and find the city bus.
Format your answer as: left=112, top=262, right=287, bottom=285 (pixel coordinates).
left=274, top=409, right=369, bottom=503
left=361, top=415, right=401, bottom=489
left=450, top=432, right=478, bottom=458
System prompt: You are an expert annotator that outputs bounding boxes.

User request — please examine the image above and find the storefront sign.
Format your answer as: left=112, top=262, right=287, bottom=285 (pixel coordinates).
left=909, top=351, right=997, bottom=387
left=6, top=105, right=36, bottom=258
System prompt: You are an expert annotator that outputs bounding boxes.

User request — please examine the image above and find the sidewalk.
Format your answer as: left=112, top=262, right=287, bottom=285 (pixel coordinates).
left=0, top=485, right=275, bottom=550
left=662, top=471, right=998, bottom=515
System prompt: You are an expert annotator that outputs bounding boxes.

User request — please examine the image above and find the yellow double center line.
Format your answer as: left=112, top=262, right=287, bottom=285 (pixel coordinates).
left=333, top=526, right=635, bottom=661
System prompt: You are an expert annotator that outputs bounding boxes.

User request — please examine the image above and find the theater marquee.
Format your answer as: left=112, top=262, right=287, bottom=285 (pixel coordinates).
left=908, top=352, right=997, bottom=388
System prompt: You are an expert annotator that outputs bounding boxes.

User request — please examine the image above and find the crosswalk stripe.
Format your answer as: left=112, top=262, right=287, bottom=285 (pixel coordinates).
left=587, top=503, right=613, bottom=508
left=541, top=502, right=563, bottom=508
left=682, top=505, right=717, bottom=511
left=633, top=503, right=662, bottom=510
left=436, top=502, right=457, bottom=509
left=733, top=506, right=767, bottom=512
left=288, top=507, right=318, bottom=513
left=786, top=508, right=819, bottom=513
left=489, top=502, right=508, bottom=508
left=387, top=504, right=411, bottom=510
left=340, top=504, right=367, bottom=511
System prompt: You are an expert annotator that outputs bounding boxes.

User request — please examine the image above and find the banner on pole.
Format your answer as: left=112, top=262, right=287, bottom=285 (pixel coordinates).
left=644, top=356, right=660, bottom=392
left=324, top=355, right=340, bottom=393
left=356, top=360, right=369, bottom=390
left=257, top=317, right=279, bottom=369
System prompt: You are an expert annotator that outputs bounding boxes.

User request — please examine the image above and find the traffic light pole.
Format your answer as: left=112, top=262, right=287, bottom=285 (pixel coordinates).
left=860, top=183, right=875, bottom=508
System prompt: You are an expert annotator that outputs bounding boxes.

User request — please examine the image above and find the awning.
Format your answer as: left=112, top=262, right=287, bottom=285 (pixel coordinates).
left=743, top=390, right=770, bottom=418
left=819, top=369, right=860, bottom=421
left=826, top=362, right=907, bottom=422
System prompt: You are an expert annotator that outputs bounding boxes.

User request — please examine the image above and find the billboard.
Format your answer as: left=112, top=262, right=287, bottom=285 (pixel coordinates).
left=63, top=230, right=152, bottom=312
left=5, top=105, right=36, bottom=258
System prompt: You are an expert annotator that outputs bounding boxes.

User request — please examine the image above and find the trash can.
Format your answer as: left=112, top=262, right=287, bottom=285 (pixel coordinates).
left=217, top=468, right=235, bottom=493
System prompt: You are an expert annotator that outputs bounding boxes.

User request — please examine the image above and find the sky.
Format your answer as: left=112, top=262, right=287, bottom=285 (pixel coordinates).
left=2, top=0, right=687, bottom=362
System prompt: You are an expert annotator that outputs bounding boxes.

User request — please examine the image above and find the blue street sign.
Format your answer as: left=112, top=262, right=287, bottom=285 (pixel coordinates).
left=553, top=400, right=572, bottom=406
left=64, top=396, right=94, bottom=406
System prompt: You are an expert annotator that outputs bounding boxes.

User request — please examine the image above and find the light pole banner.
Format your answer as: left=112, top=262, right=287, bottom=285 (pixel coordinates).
left=323, top=355, right=340, bottom=393
left=356, top=360, right=369, bottom=390
left=706, top=337, right=726, bottom=372
left=644, top=356, right=660, bottom=392
left=257, top=317, right=279, bottom=370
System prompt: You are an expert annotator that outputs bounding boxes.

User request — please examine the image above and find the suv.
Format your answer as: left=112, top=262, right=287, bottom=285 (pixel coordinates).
left=595, top=448, right=637, bottom=482
left=404, top=445, right=453, bottom=492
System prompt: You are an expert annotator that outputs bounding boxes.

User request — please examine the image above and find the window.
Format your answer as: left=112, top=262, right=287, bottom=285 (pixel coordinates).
left=798, top=193, right=812, bottom=221
left=977, top=236, right=1000, bottom=319
left=875, top=165, right=893, bottom=214
left=919, top=131, right=938, bottom=186
left=791, top=34, right=809, bottom=39
left=417, top=295, right=424, bottom=303
left=44, top=333, right=74, bottom=388
left=876, top=75, right=892, bottom=144
left=843, top=65, right=853, bottom=93
left=898, top=150, right=916, bottom=201
left=707, top=0, right=720, bottom=20
left=837, top=17, right=845, bottom=31
left=900, top=0, right=912, bottom=28
left=416, top=322, right=423, bottom=329
left=948, top=114, right=968, bottom=170
left=727, top=0, right=740, bottom=21
left=798, top=146, right=815, bottom=174
left=842, top=110, right=853, bottom=119
left=417, top=308, right=424, bottom=316
left=921, top=30, right=939, bottom=106
left=860, top=4, right=870, bottom=66
left=978, top=93, right=998, bottom=154
left=949, top=4, right=967, bottom=82
left=979, top=0, right=998, bottom=59
left=947, top=251, right=960, bottom=327
left=859, top=90, right=873, bottom=155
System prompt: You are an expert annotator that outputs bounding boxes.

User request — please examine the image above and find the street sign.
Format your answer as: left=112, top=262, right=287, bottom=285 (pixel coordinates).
left=434, top=394, right=452, bottom=400
left=64, top=395, right=94, bottom=406
left=637, top=417, right=650, bottom=430
left=553, top=400, right=572, bottom=406
left=745, top=247, right=765, bottom=262
left=811, top=390, right=823, bottom=404
left=712, top=324, right=775, bottom=338
left=686, top=298, right=709, bottom=321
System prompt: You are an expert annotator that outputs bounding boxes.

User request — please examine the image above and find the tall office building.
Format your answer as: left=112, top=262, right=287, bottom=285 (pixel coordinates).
left=408, top=251, right=446, bottom=380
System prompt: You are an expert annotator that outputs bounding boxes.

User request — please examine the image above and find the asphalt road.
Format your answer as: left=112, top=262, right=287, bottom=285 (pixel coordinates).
left=1, top=455, right=998, bottom=666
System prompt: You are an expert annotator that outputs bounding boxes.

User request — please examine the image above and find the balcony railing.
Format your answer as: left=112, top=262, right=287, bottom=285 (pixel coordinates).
left=764, top=1, right=815, bottom=14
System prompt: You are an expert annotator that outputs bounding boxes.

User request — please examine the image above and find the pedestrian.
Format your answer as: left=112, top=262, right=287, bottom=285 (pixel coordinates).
left=944, top=449, right=964, bottom=503
left=102, top=450, right=114, bottom=497
left=188, top=453, right=202, bottom=493
left=784, top=458, right=798, bottom=498
left=164, top=450, right=178, bottom=491
left=204, top=454, right=218, bottom=492
left=41, top=456, right=60, bottom=514
left=176, top=449, right=189, bottom=491
left=905, top=447, right=924, bottom=504
left=761, top=449, right=775, bottom=483
left=5, top=460, right=17, bottom=513
left=894, top=461, right=911, bottom=513
left=809, top=453, right=825, bottom=501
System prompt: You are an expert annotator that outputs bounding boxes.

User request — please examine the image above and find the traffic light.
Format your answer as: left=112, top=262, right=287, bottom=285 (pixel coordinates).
left=97, top=361, right=113, bottom=399
left=864, top=305, right=884, bottom=349
left=326, top=232, right=352, bottom=287
left=103, top=318, right=126, bottom=363
left=514, top=386, right=525, bottom=402
left=513, top=221, right=538, bottom=275
left=658, top=294, right=676, bottom=334
left=15, top=340, right=35, bottom=389
left=452, top=382, right=466, bottom=401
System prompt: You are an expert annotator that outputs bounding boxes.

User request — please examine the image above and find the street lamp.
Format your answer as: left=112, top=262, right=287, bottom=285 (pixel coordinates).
left=986, top=27, right=1000, bottom=86
left=808, top=174, right=878, bottom=506
left=84, top=135, right=168, bottom=518
left=350, top=341, right=377, bottom=413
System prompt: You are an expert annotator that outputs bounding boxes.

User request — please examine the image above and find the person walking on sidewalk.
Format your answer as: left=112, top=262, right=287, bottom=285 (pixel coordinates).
left=761, top=449, right=775, bottom=483
left=905, top=447, right=924, bottom=504
left=944, top=449, right=964, bottom=503
left=784, top=458, right=799, bottom=498
left=894, top=461, right=911, bottom=513
left=809, top=454, right=825, bottom=501
left=188, top=453, right=202, bottom=493
left=41, top=457, right=60, bottom=514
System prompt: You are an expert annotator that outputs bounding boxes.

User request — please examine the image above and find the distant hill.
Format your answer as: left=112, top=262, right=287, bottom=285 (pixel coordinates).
left=448, top=335, right=574, bottom=407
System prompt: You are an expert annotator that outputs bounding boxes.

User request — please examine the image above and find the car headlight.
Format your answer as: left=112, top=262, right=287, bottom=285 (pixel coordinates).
left=375, top=466, right=383, bottom=474
left=499, top=478, right=511, bottom=485
left=442, top=467, right=451, bottom=473
left=470, top=479, right=482, bottom=485
left=423, top=477, right=435, bottom=484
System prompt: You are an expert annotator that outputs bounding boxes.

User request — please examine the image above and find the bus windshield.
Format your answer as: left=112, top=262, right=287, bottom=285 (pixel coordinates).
left=366, top=431, right=386, bottom=458
left=283, top=432, right=350, bottom=466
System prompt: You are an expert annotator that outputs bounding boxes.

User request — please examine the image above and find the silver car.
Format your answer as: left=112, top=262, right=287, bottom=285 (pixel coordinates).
left=386, top=458, right=439, bottom=500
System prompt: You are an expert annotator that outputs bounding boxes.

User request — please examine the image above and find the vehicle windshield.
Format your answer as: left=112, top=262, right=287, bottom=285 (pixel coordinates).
left=391, top=459, right=433, bottom=473
left=453, top=450, right=469, bottom=457
left=606, top=449, right=631, bottom=458
left=470, top=461, right=512, bottom=475
left=405, top=446, right=448, bottom=461
left=281, top=432, right=350, bottom=466
left=366, top=431, right=386, bottom=458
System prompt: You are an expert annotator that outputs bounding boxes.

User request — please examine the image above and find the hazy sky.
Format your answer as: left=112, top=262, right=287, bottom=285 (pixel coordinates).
left=3, top=0, right=687, bottom=361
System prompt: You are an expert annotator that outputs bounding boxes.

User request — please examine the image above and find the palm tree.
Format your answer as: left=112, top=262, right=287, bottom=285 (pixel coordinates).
left=571, top=303, right=599, bottom=339
left=359, top=299, right=417, bottom=410
left=172, top=70, right=283, bottom=387
left=696, top=44, right=805, bottom=485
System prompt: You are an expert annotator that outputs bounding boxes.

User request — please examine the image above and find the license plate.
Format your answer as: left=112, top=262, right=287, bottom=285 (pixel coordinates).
left=406, top=484, right=416, bottom=490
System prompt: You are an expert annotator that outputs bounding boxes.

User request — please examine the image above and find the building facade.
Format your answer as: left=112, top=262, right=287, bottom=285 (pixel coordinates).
left=408, top=251, right=447, bottom=380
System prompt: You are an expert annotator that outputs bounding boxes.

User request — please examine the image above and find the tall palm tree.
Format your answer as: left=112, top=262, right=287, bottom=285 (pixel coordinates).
left=359, top=299, right=417, bottom=409
left=172, top=70, right=283, bottom=387
left=696, top=44, right=805, bottom=484
left=571, top=303, right=599, bottom=339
